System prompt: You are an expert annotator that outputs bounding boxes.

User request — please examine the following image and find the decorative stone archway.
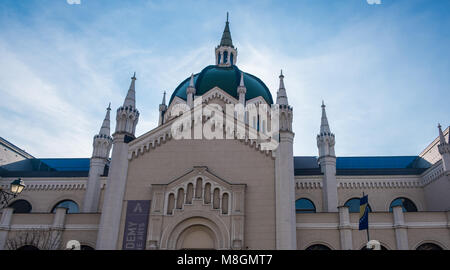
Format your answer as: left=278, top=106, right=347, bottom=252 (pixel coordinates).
left=160, top=211, right=230, bottom=250
left=147, top=166, right=246, bottom=250
left=176, top=225, right=216, bottom=250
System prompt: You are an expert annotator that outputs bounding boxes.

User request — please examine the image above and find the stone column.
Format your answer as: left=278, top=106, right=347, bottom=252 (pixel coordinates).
left=274, top=131, right=297, bottom=249
left=51, top=207, right=67, bottom=249
left=0, top=208, right=14, bottom=250
left=96, top=134, right=131, bottom=250
left=338, top=206, right=353, bottom=250
left=392, top=205, right=408, bottom=250
left=83, top=158, right=106, bottom=212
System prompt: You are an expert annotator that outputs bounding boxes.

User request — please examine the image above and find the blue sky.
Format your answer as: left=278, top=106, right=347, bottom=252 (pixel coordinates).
left=0, top=0, right=448, bottom=158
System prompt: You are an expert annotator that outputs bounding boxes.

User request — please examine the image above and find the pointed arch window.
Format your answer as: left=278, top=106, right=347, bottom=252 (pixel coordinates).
left=223, top=51, right=228, bottom=64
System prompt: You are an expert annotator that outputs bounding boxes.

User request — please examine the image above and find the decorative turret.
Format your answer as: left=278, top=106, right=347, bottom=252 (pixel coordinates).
left=215, top=13, right=237, bottom=66
left=237, top=72, right=246, bottom=105
left=97, top=72, right=140, bottom=249
left=273, top=70, right=296, bottom=249
left=316, top=101, right=338, bottom=213
left=186, top=74, right=196, bottom=108
left=277, top=70, right=293, bottom=132
left=317, top=101, right=335, bottom=157
left=115, top=73, right=140, bottom=138
left=83, top=104, right=113, bottom=213
left=159, top=91, right=167, bottom=126
left=92, top=104, right=113, bottom=159
left=437, top=123, right=450, bottom=172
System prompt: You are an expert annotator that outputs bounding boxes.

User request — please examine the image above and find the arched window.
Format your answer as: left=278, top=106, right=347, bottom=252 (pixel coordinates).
left=52, top=200, right=79, bottom=214
left=295, top=198, right=316, bottom=213
left=360, top=245, right=388, bottom=250
left=186, top=183, right=194, bottom=204
left=8, top=199, right=32, bottom=213
left=176, top=188, right=184, bottom=209
left=213, top=188, right=220, bottom=209
left=223, top=51, right=228, bottom=64
left=167, top=193, right=175, bottom=215
left=81, top=245, right=95, bottom=250
left=204, top=183, right=212, bottom=204
left=416, top=243, right=443, bottom=250
left=17, top=245, right=39, bottom=250
left=230, top=53, right=234, bottom=64
left=306, top=244, right=331, bottom=250
left=344, top=198, right=372, bottom=213
left=217, top=53, right=221, bottom=64
left=221, top=193, right=229, bottom=215
left=389, top=197, right=417, bottom=212
left=195, top=178, right=202, bottom=199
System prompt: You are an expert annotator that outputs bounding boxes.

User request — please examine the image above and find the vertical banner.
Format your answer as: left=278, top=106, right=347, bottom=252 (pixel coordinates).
left=122, top=200, right=151, bottom=250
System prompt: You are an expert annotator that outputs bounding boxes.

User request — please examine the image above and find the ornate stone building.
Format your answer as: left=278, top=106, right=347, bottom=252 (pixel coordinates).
left=0, top=18, right=449, bottom=250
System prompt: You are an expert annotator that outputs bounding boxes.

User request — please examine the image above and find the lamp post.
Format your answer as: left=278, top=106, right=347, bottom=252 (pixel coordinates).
left=0, top=178, right=26, bottom=209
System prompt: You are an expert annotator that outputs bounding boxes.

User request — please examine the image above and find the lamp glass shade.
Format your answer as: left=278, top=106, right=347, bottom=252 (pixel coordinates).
left=10, top=179, right=25, bottom=195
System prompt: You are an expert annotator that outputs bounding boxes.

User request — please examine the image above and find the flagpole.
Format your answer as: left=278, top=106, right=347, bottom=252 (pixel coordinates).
left=363, top=192, right=370, bottom=242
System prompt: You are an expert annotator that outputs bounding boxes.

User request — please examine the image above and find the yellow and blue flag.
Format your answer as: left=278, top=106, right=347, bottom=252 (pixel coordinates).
left=359, top=195, right=369, bottom=230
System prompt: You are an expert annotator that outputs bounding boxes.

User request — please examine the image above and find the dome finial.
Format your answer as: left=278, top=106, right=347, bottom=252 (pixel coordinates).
left=227, top=12, right=229, bottom=23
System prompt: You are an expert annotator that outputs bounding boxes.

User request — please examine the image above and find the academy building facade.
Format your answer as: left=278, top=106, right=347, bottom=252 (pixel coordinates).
left=0, top=19, right=449, bottom=250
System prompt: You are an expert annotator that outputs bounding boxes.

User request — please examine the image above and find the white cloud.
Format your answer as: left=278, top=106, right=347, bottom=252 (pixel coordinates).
left=67, top=0, right=81, bottom=5
left=367, top=0, right=382, bottom=5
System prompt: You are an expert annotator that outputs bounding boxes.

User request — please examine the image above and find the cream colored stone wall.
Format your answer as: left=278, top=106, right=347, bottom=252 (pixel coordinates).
left=296, top=211, right=449, bottom=250
left=296, top=175, right=426, bottom=212
left=1, top=212, right=99, bottom=250
left=0, top=177, right=106, bottom=213
left=423, top=174, right=450, bottom=211
left=122, top=138, right=276, bottom=249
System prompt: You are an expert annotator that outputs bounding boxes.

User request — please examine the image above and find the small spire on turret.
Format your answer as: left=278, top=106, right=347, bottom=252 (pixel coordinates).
left=438, top=123, right=448, bottom=145
left=187, top=73, right=196, bottom=108
left=123, top=72, right=137, bottom=108
left=276, top=69, right=288, bottom=105
left=99, top=104, right=111, bottom=136
left=161, top=91, right=166, bottom=106
left=238, top=72, right=247, bottom=105
left=189, top=73, right=195, bottom=88
left=320, top=101, right=331, bottom=134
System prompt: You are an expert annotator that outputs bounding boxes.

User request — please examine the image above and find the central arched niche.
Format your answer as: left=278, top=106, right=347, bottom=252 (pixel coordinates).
left=163, top=214, right=229, bottom=250
left=176, top=225, right=216, bottom=250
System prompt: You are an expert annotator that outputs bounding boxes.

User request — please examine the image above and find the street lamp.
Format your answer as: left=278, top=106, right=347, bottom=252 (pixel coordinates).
left=0, top=178, right=26, bottom=209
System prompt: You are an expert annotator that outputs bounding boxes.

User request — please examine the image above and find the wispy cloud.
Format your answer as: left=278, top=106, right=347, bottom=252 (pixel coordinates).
left=0, top=0, right=448, bottom=158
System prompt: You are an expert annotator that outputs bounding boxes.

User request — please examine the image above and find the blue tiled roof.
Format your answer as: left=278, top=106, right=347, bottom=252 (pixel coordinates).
left=294, top=156, right=431, bottom=176
left=0, top=158, right=92, bottom=178
left=39, top=158, right=90, bottom=171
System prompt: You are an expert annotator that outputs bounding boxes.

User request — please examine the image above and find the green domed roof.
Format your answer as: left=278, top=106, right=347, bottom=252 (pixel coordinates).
left=169, top=65, right=274, bottom=105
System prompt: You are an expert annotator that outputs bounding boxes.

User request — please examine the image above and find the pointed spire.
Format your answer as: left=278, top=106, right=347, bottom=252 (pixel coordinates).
left=220, top=13, right=234, bottom=48
left=99, top=104, right=111, bottom=136
left=276, top=70, right=288, bottom=105
left=123, top=72, right=136, bottom=107
left=161, top=91, right=166, bottom=105
left=320, top=101, right=331, bottom=134
left=239, top=72, right=245, bottom=87
left=279, top=69, right=285, bottom=89
left=189, top=73, right=195, bottom=87
left=438, top=123, right=447, bottom=145
left=187, top=73, right=196, bottom=95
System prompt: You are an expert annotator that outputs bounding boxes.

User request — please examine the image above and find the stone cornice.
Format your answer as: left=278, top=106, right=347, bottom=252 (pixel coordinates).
left=296, top=175, right=423, bottom=190
left=0, top=178, right=107, bottom=191
left=128, top=102, right=275, bottom=160
left=420, top=160, right=444, bottom=186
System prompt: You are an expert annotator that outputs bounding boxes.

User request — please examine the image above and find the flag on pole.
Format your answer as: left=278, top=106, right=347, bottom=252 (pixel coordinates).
left=359, top=194, right=369, bottom=230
